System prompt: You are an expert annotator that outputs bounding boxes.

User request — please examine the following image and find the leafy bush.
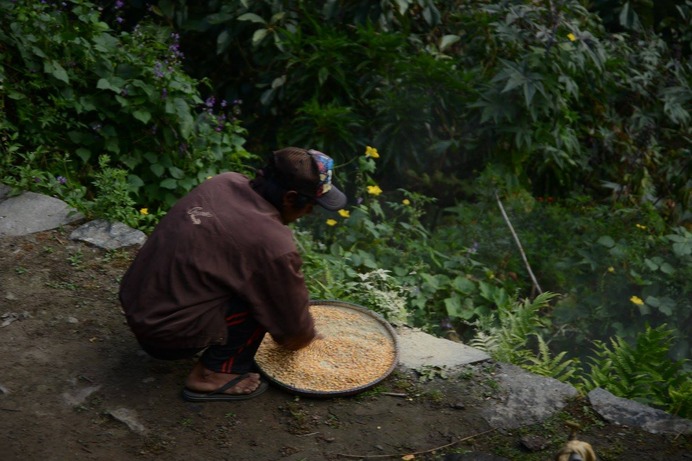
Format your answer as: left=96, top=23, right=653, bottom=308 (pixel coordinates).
left=470, top=291, right=581, bottom=383
left=442, top=187, right=691, bottom=363
left=298, top=146, right=518, bottom=337
left=582, top=324, right=691, bottom=417
left=144, top=0, right=690, bottom=220
left=0, top=0, right=254, bottom=215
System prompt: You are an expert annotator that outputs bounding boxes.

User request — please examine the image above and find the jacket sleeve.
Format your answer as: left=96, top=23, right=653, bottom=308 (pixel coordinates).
left=243, top=251, right=316, bottom=350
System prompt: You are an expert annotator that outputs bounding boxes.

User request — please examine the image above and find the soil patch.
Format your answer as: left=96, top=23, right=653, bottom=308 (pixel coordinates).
left=0, top=226, right=690, bottom=460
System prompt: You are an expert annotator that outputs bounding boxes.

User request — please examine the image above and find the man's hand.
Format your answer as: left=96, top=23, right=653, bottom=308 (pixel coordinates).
left=281, top=330, right=321, bottom=351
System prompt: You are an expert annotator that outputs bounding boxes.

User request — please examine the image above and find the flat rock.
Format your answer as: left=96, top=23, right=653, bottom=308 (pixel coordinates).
left=108, top=408, right=147, bottom=434
left=588, top=387, right=692, bottom=434
left=62, top=385, right=101, bottom=407
left=395, top=326, right=490, bottom=369
left=70, top=219, right=146, bottom=249
left=481, top=363, right=578, bottom=429
left=0, top=191, right=84, bottom=236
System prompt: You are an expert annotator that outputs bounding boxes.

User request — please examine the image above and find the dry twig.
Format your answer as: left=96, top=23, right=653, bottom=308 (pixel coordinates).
left=494, top=190, right=543, bottom=296
left=333, top=428, right=496, bottom=459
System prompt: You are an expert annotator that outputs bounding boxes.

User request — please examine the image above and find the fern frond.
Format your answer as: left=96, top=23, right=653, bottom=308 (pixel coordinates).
left=469, top=331, right=498, bottom=353
left=584, top=325, right=691, bottom=415
left=521, top=334, right=580, bottom=383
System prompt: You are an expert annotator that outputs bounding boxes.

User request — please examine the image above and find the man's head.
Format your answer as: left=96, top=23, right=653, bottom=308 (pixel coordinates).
left=254, top=147, right=347, bottom=223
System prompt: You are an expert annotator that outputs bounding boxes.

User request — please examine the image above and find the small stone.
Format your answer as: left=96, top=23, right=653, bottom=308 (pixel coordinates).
left=66, top=316, right=79, bottom=324
left=451, top=402, right=466, bottom=410
left=520, top=434, right=549, bottom=452
left=108, top=408, right=147, bottom=434
left=62, top=385, right=101, bottom=407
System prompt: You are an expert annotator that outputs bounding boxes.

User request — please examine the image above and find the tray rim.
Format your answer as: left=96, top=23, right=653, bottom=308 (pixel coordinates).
left=255, top=299, right=400, bottom=397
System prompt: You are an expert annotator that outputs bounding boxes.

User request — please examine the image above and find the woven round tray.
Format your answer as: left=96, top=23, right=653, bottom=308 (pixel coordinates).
left=254, top=300, right=399, bottom=397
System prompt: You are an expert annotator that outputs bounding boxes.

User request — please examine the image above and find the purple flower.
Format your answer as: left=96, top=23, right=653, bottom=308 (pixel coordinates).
left=440, top=318, right=453, bottom=330
left=161, top=88, right=168, bottom=99
left=116, top=16, right=124, bottom=24
left=56, top=176, right=67, bottom=185
left=153, top=62, right=165, bottom=78
left=204, top=96, right=216, bottom=108
left=115, top=0, right=124, bottom=8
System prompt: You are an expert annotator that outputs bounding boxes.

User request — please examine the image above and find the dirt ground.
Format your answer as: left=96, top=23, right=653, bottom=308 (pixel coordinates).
left=0, top=225, right=690, bottom=461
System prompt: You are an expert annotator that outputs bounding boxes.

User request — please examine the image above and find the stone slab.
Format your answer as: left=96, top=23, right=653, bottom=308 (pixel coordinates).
left=589, top=387, right=692, bottom=434
left=70, top=219, right=146, bottom=249
left=395, top=326, right=490, bottom=369
left=481, top=363, right=579, bottom=429
left=0, top=191, right=84, bottom=236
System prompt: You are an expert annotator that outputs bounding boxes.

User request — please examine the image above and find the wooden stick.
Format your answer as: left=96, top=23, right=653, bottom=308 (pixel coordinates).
left=494, top=190, right=543, bottom=296
left=381, top=392, right=408, bottom=398
left=333, top=428, right=495, bottom=459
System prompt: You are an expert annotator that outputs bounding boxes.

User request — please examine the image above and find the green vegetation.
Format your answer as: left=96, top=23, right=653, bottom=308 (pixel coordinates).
left=1, top=1, right=690, bottom=417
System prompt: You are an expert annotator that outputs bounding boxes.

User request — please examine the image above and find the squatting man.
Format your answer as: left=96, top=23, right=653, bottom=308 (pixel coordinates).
left=119, top=147, right=347, bottom=401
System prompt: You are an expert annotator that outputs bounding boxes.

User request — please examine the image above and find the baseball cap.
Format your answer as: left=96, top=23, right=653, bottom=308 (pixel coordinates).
left=271, top=147, right=347, bottom=211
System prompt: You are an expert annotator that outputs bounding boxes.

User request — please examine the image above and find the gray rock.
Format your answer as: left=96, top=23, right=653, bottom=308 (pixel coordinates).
left=108, top=407, right=147, bottom=434
left=588, top=387, right=692, bottom=434
left=520, top=434, right=549, bottom=451
left=1, top=311, right=31, bottom=327
left=70, top=219, right=146, bottom=249
left=0, top=191, right=84, bottom=236
left=0, top=184, right=11, bottom=200
left=395, top=326, right=490, bottom=369
left=62, top=385, right=101, bottom=407
left=481, top=363, right=578, bottom=429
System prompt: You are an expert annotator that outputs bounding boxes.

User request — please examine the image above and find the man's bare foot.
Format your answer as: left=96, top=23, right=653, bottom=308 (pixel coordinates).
left=184, top=362, right=261, bottom=395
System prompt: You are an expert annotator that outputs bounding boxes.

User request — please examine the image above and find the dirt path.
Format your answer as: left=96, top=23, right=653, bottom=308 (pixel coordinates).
left=0, top=226, right=689, bottom=460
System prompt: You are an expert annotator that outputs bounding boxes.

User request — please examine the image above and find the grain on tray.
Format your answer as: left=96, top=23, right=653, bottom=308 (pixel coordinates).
left=255, top=304, right=397, bottom=392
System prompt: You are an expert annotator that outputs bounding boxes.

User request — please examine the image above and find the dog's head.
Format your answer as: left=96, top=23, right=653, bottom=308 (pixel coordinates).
left=554, top=439, right=597, bottom=461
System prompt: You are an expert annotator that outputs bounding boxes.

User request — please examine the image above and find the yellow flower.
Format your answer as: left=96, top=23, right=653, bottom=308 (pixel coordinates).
left=365, top=146, right=380, bottom=159
left=636, top=224, right=647, bottom=230
left=402, top=199, right=411, bottom=206
left=607, top=266, right=615, bottom=273
left=139, top=208, right=149, bottom=215
left=367, top=185, right=383, bottom=196
left=338, top=209, right=350, bottom=218
left=567, top=33, right=576, bottom=42
left=630, top=296, right=644, bottom=306
left=326, top=219, right=337, bottom=226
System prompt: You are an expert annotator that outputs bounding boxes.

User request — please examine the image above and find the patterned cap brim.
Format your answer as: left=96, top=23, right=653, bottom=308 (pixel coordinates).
left=315, top=185, right=347, bottom=211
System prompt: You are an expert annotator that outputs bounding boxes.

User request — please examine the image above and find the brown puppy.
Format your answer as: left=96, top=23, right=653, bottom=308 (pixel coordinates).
left=554, top=422, right=597, bottom=461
